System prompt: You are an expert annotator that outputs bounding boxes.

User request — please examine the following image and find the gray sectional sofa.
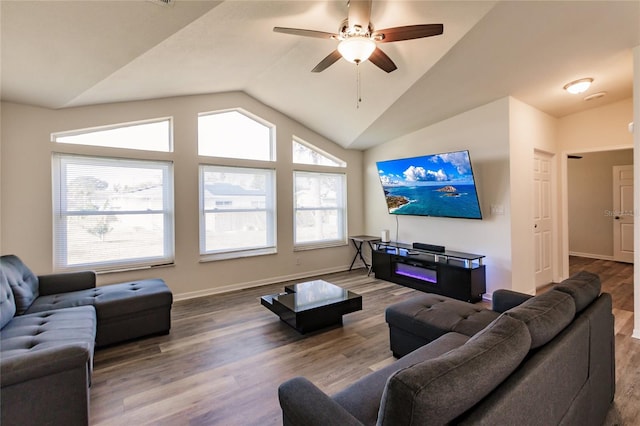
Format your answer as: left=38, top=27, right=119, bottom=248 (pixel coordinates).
left=0, top=254, right=173, bottom=426
left=279, top=271, right=615, bottom=425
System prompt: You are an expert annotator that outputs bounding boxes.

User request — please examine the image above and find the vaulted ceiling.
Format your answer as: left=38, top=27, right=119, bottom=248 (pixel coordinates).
left=2, top=1, right=639, bottom=150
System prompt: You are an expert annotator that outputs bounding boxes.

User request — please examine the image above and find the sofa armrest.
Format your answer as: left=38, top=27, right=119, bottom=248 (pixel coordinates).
left=492, top=289, right=534, bottom=313
left=38, top=271, right=96, bottom=295
left=0, top=343, right=91, bottom=387
left=278, top=377, right=363, bottom=426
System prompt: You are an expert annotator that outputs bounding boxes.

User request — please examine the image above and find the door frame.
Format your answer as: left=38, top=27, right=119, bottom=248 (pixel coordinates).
left=560, top=145, right=634, bottom=279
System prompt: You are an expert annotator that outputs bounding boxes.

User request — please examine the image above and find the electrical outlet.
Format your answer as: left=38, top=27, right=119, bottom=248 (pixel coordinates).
left=491, top=204, right=504, bottom=215
left=295, top=257, right=301, bottom=266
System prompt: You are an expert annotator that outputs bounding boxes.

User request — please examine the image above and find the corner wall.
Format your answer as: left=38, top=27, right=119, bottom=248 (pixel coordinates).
left=508, top=98, right=559, bottom=290
left=633, top=45, right=640, bottom=340
left=0, top=92, right=364, bottom=299
left=363, top=97, right=559, bottom=298
left=363, top=98, right=513, bottom=297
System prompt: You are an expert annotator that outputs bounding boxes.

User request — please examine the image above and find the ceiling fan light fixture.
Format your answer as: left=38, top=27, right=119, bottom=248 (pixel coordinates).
left=338, top=37, right=376, bottom=64
left=563, top=78, right=593, bottom=94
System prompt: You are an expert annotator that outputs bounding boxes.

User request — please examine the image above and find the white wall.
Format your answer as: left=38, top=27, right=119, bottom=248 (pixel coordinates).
left=633, top=45, right=640, bottom=340
left=0, top=102, right=3, bottom=255
left=508, top=98, right=559, bottom=290
left=364, top=98, right=513, bottom=297
left=0, top=92, right=364, bottom=299
left=558, top=98, right=634, bottom=153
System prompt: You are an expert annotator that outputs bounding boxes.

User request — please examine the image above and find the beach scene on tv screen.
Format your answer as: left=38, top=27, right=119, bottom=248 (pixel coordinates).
left=376, top=151, right=482, bottom=219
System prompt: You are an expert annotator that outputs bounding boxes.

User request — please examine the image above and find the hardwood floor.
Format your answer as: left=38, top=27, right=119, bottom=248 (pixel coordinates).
left=90, top=258, right=637, bottom=425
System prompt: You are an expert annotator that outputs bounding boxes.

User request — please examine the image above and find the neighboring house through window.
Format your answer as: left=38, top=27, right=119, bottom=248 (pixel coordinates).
left=199, top=165, right=276, bottom=259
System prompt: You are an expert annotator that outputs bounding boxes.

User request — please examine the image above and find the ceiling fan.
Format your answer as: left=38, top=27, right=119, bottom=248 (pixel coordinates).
left=273, top=0, right=443, bottom=73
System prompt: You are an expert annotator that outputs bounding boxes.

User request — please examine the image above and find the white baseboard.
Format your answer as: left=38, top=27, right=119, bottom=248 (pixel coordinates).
left=632, top=329, right=640, bottom=340
left=173, top=263, right=363, bottom=301
left=568, top=251, right=614, bottom=261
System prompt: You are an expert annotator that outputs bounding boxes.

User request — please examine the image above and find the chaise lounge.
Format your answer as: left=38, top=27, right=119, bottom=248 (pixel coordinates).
left=279, top=271, right=614, bottom=425
left=0, top=254, right=173, bottom=426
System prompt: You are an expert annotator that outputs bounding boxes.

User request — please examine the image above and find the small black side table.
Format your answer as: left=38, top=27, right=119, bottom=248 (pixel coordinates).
left=348, top=235, right=381, bottom=276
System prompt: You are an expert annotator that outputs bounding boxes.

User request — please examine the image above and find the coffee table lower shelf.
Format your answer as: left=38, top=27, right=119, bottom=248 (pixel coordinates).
left=261, top=280, right=362, bottom=334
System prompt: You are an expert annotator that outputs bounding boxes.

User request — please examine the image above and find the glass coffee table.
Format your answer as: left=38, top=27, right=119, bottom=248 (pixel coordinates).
left=260, top=280, right=362, bottom=333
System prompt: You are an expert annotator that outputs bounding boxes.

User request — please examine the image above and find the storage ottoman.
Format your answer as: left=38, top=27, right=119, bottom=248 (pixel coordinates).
left=385, top=294, right=499, bottom=357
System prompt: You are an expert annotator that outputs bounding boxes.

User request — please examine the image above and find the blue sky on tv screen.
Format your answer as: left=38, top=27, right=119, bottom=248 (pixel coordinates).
left=376, top=151, right=476, bottom=187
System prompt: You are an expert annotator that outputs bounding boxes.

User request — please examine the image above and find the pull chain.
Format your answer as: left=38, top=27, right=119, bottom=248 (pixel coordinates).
left=356, top=62, right=362, bottom=109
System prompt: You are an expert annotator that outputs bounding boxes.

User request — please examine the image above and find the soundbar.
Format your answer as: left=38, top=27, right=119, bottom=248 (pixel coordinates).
left=413, top=242, right=446, bottom=253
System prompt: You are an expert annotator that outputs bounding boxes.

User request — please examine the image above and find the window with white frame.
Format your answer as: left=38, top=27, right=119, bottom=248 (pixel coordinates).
left=52, top=154, right=174, bottom=271
left=52, top=118, right=172, bottom=152
left=198, top=109, right=275, bottom=161
left=292, top=138, right=346, bottom=167
left=293, top=171, right=346, bottom=247
left=200, top=165, right=276, bottom=258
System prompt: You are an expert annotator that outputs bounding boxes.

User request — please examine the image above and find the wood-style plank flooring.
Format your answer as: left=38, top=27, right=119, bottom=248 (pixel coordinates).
left=90, top=257, right=637, bottom=425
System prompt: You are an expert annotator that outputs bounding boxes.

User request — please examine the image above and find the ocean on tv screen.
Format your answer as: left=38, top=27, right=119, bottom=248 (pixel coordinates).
left=383, top=184, right=481, bottom=219
left=376, top=150, right=482, bottom=219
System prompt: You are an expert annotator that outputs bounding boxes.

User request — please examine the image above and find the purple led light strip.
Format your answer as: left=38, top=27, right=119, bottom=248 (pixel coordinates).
left=395, top=270, right=437, bottom=283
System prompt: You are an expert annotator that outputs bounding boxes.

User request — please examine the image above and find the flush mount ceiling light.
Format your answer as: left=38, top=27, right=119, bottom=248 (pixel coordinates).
left=337, top=37, right=377, bottom=64
left=563, top=78, right=593, bottom=94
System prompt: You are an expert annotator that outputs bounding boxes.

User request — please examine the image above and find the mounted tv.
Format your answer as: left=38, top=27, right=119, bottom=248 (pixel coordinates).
left=376, top=150, right=482, bottom=219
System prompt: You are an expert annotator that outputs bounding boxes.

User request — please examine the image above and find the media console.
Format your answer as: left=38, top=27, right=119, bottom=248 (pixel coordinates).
left=372, top=242, right=486, bottom=302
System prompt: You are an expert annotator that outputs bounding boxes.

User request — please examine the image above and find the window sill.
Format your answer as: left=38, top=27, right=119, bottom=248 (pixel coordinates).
left=294, top=240, right=347, bottom=251
left=200, top=247, right=277, bottom=262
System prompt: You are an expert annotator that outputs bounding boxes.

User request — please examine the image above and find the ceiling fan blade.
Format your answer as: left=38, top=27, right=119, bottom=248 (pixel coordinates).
left=312, top=50, right=343, bottom=72
left=273, top=27, right=337, bottom=39
left=374, top=24, right=444, bottom=43
left=347, top=0, right=372, bottom=30
left=369, top=47, right=397, bottom=73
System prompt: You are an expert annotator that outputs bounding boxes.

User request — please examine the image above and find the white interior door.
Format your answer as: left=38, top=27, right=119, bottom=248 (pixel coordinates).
left=613, top=165, right=634, bottom=263
left=534, top=152, right=553, bottom=287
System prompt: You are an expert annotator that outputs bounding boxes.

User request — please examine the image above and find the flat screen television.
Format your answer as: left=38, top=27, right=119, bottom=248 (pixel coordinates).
left=376, top=150, right=482, bottom=219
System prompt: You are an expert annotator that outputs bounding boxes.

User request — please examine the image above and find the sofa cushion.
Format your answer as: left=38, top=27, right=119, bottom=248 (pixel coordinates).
left=25, top=279, right=172, bottom=318
left=334, top=332, right=470, bottom=425
left=505, top=289, right=575, bottom=349
left=377, top=314, right=531, bottom=425
left=554, top=270, right=601, bottom=313
left=1, top=255, right=40, bottom=315
left=385, top=294, right=500, bottom=342
left=0, top=305, right=97, bottom=377
left=0, top=269, right=17, bottom=329
left=0, top=305, right=97, bottom=352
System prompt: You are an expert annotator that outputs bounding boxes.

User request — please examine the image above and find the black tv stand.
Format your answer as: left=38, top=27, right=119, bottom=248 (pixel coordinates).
left=372, top=242, right=486, bottom=302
